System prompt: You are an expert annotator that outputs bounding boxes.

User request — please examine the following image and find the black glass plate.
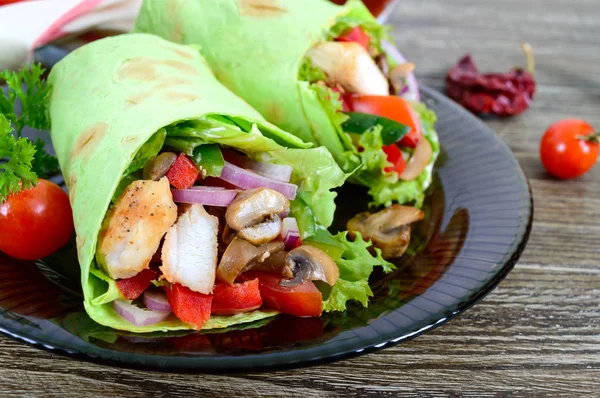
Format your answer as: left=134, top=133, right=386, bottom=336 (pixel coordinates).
left=0, top=79, right=532, bottom=371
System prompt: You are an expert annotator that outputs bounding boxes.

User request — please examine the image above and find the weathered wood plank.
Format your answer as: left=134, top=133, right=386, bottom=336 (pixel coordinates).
left=0, top=0, right=598, bottom=396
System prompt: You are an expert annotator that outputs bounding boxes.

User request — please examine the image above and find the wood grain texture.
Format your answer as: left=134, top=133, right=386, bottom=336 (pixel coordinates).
left=1, top=0, right=599, bottom=396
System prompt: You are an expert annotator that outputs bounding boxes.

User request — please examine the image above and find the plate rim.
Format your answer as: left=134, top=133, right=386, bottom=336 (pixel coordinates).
left=0, top=86, right=533, bottom=372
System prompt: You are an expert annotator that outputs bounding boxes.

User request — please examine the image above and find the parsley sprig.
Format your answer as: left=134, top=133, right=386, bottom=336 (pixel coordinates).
left=0, top=63, right=59, bottom=202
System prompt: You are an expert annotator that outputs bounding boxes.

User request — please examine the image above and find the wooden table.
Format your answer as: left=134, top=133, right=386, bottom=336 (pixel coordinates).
left=1, top=0, right=599, bottom=396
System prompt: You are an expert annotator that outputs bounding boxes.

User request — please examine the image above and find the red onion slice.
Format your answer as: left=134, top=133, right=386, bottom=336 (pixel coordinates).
left=143, top=289, right=172, bottom=312
left=224, top=151, right=293, bottom=182
left=281, top=217, right=301, bottom=250
left=382, top=41, right=420, bottom=102
left=113, top=300, right=171, bottom=327
left=219, top=161, right=298, bottom=200
left=172, top=187, right=239, bottom=206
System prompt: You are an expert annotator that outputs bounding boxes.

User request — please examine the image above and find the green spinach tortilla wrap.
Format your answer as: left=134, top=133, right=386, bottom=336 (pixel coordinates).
left=133, top=0, right=440, bottom=207
left=49, top=33, right=393, bottom=333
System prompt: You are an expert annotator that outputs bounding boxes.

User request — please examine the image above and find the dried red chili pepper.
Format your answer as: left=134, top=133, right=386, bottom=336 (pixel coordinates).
left=446, top=43, right=536, bottom=117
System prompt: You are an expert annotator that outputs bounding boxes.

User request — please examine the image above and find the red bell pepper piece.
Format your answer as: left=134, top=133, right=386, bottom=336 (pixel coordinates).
left=335, top=26, right=371, bottom=50
left=116, top=267, right=158, bottom=300
left=166, top=153, right=200, bottom=189
left=238, top=271, right=323, bottom=317
left=163, top=283, right=212, bottom=330
left=382, top=144, right=407, bottom=176
left=211, top=279, right=263, bottom=316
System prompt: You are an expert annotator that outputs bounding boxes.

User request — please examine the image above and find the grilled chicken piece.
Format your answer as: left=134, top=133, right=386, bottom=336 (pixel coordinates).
left=161, top=204, right=219, bottom=294
left=306, top=41, right=389, bottom=96
left=96, top=177, right=177, bottom=280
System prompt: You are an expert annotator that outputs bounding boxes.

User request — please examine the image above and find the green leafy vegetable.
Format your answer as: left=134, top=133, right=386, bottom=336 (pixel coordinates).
left=342, top=112, right=410, bottom=145
left=30, top=138, right=59, bottom=177
left=124, top=129, right=166, bottom=176
left=326, top=0, right=390, bottom=52
left=0, top=63, right=51, bottom=135
left=298, top=57, right=327, bottom=83
left=321, top=231, right=395, bottom=312
left=0, top=114, right=37, bottom=202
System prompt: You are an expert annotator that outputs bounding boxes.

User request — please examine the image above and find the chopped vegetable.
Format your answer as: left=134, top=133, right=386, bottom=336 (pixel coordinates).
left=335, top=26, right=371, bottom=50
left=0, top=179, right=73, bottom=260
left=143, top=289, right=171, bottom=312
left=399, top=137, right=432, bottom=181
left=446, top=43, right=536, bottom=117
left=346, top=95, right=422, bottom=148
left=211, top=278, right=263, bottom=315
left=239, top=271, right=323, bottom=317
left=113, top=299, right=170, bottom=327
left=116, top=268, right=159, bottom=301
left=163, top=283, right=213, bottom=330
left=219, top=161, right=298, bottom=200
left=166, top=153, right=200, bottom=189
left=192, top=144, right=224, bottom=177
left=171, top=187, right=239, bottom=207
left=382, top=144, right=406, bottom=176
left=281, top=217, right=302, bottom=250
left=540, top=119, right=598, bottom=179
left=342, top=111, right=410, bottom=145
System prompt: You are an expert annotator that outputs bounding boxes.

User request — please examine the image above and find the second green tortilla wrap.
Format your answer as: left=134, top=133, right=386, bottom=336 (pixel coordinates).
left=49, top=33, right=365, bottom=332
left=133, top=0, right=440, bottom=207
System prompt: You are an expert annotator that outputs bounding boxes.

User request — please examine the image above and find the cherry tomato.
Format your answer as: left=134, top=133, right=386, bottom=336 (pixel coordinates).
left=540, top=119, right=598, bottom=179
left=346, top=95, right=422, bottom=147
left=0, top=179, right=74, bottom=260
left=239, top=271, right=323, bottom=317
left=0, top=0, right=26, bottom=5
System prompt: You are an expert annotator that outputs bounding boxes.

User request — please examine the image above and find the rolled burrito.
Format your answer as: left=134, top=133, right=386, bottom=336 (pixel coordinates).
left=133, top=0, right=440, bottom=208
left=49, top=33, right=392, bottom=333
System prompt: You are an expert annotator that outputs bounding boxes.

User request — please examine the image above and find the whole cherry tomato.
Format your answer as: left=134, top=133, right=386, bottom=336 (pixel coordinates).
left=540, top=119, right=598, bottom=179
left=0, top=179, right=74, bottom=260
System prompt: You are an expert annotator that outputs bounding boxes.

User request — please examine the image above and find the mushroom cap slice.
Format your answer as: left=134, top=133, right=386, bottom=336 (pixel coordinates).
left=280, top=246, right=339, bottom=287
left=225, top=188, right=290, bottom=231
left=347, top=205, right=424, bottom=259
left=244, top=250, right=292, bottom=278
left=217, top=237, right=285, bottom=285
left=237, top=214, right=282, bottom=245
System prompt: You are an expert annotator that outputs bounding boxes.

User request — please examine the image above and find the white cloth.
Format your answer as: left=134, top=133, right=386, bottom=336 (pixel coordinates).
left=0, top=0, right=141, bottom=70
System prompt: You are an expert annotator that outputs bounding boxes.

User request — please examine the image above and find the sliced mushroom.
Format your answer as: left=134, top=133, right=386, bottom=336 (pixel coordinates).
left=142, top=152, right=177, bottom=181
left=389, top=62, right=416, bottom=95
left=244, top=250, right=293, bottom=278
left=216, top=237, right=285, bottom=284
left=347, top=204, right=425, bottom=258
left=399, top=138, right=432, bottom=181
left=226, top=188, right=289, bottom=231
left=237, top=214, right=282, bottom=245
left=279, top=246, right=339, bottom=287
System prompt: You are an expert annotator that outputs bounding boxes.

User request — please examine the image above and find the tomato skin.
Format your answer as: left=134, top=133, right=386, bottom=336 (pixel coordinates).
left=166, top=153, right=200, bottom=189
left=0, top=179, right=74, bottom=260
left=0, top=0, right=26, bottom=5
left=163, top=283, right=212, bottom=329
left=382, top=144, right=407, bottom=176
left=335, top=27, right=371, bottom=50
left=540, top=119, right=598, bottom=179
left=347, top=95, right=422, bottom=148
left=116, top=267, right=158, bottom=300
left=211, top=279, right=262, bottom=315
left=239, top=271, right=322, bottom=317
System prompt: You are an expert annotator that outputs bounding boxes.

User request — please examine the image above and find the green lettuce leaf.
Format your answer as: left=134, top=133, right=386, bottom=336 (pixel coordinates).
left=326, top=0, right=391, bottom=51
left=311, top=230, right=395, bottom=312
left=124, top=129, right=166, bottom=176
left=298, top=57, right=327, bottom=83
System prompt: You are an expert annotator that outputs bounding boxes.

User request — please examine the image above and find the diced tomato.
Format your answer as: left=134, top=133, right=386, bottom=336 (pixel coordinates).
left=335, top=26, right=371, bottom=50
left=116, top=267, right=158, bottom=300
left=166, top=153, right=200, bottom=189
left=211, top=279, right=263, bottom=315
left=163, top=283, right=212, bottom=330
left=347, top=95, right=423, bottom=148
left=382, top=144, right=407, bottom=176
left=238, top=272, right=322, bottom=317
